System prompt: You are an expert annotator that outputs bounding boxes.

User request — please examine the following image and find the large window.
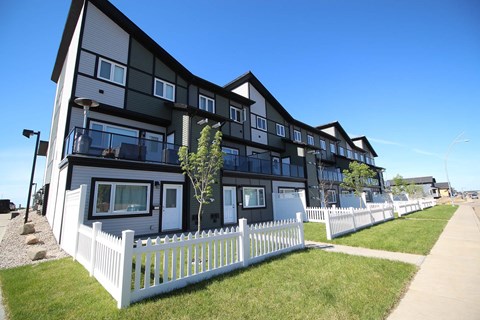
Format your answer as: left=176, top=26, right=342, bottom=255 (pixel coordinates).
left=93, top=180, right=151, bottom=217
left=347, top=149, right=353, bottom=159
left=222, top=147, right=239, bottom=168
left=294, top=130, right=302, bottom=142
left=230, top=106, right=242, bottom=123
left=326, top=190, right=337, bottom=204
left=307, top=134, right=314, bottom=145
left=320, top=139, right=326, bottom=150
left=339, top=146, right=345, bottom=157
left=199, top=95, right=215, bottom=113
left=276, top=124, right=285, bottom=137
left=89, top=121, right=138, bottom=148
left=98, top=57, right=126, bottom=85
left=243, top=187, right=265, bottom=208
left=257, top=117, right=267, bottom=131
left=154, top=78, right=175, bottom=101
left=330, top=143, right=336, bottom=154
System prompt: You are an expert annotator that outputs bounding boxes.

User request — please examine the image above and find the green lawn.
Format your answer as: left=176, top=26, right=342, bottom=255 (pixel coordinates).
left=304, top=205, right=457, bottom=255
left=0, top=250, right=416, bottom=320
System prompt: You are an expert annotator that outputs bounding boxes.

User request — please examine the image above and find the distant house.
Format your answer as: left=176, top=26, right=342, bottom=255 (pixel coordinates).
left=386, top=176, right=440, bottom=198
left=434, top=182, right=451, bottom=197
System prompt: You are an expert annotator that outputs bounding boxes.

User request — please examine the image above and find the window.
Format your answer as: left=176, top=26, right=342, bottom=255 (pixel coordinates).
left=354, top=152, right=359, bottom=160
left=90, top=121, right=138, bottom=148
left=199, top=95, right=215, bottom=113
left=307, top=135, right=314, bottom=145
left=360, top=154, right=365, bottom=162
left=276, top=124, right=285, bottom=137
left=98, top=57, right=126, bottom=85
left=222, top=147, right=239, bottom=168
left=257, top=117, right=267, bottom=131
left=294, top=130, right=302, bottom=142
left=347, top=149, right=353, bottom=159
left=339, top=146, right=345, bottom=157
left=93, top=181, right=151, bottom=217
left=326, top=190, right=337, bottom=204
left=320, top=139, right=326, bottom=150
left=230, top=106, right=242, bottom=123
left=243, top=187, right=265, bottom=208
left=330, top=143, right=336, bottom=154
left=154, top=78, right=175, bottom=101
left=279, top=188, right=295, bottom=193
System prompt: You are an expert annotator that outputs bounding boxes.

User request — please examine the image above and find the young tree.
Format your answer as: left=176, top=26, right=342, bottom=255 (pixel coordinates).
left=405, top=183, right=424, bottom=199
left=340, top=161, right=376, bottom=208
left=317, top=162, right=335, bottom=207
left=178, top=125, right=224, bottom=233
left=391, top=174, right=407, bottom=196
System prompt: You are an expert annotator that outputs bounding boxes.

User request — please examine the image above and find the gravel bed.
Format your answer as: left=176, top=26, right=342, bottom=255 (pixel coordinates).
left=0, top=211, right=69, bottom=269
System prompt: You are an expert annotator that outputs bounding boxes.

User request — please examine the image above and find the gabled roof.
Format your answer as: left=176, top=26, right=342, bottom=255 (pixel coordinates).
left=388, top=176, right=437, bottom=186
left=224, top=71, right=338, bottom=142
left=52, top=0, right=253, bottom=106
left=434, top=182, right=450, bottom=189
left=316, top=121, right=363, bottom=152
left=351, top=136, right=378, bottom=157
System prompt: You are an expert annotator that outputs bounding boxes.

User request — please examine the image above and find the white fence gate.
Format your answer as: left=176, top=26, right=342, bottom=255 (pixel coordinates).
left=272, top=191, right=306, bottom=221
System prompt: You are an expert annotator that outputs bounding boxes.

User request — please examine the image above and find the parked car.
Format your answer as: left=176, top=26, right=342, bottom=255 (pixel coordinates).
left=470, top=192, right=478, bottom=199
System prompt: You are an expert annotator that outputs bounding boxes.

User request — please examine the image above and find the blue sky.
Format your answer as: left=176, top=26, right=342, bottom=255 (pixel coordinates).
left=1, top=0, right=479, bottom=206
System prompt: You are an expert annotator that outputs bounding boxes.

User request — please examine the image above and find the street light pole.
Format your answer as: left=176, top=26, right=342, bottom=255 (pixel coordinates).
left=444, top=132, right=469, bottom=206
left=23, top=129, right=41, bottom=224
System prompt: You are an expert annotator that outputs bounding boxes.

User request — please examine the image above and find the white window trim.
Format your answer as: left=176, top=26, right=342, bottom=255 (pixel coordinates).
left=154, top=78, right=175, bottom=101
left=93, top=181, right=151, bottom=216
left=230, top=106, right=242, bottom=123
left=97, top=57, right=126, bottom=85
left=257, top=117, right=267, bottom=131
left=294, top=130, right=302, bottom=142
left=307, top=134, right=314, bottom=145
left=199, top=95, right=215, bottom=113
left=276, top=123, right=285, bottom=137
left=89, top=121, right=139, bottom=147
left=242, top=187, right=266, bottom=208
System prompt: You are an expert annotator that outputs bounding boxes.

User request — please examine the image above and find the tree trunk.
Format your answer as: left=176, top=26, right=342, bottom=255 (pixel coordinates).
left=197, top=202, right=203, bottom=233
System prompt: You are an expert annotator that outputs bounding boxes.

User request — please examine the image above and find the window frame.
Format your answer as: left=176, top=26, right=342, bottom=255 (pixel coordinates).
left=293, top=130, right=302, bottom=142
left=307, top=134, right=314, bottom=145
left=97, top=57, right=126, bottom=85
left=230, top=106, right=242, bottom=123
left=199, top=95, right=215, bottom=113
left=242, top=186, right=266, bottom=209
left=256, top=117, right=267, bottom=131
left=326, top=190, right=337, bottom=204
left=90, top=178, right=153, bottom=219
left=320, top=139, right=326, bottom=150
left=89, top=121, right=139, bottom=148
left=330, top=143, right=336, bottom=154
left=338, top=146, right=345, bottom=157
left=154, top=78, right=175, bottom=101
left=276, top=123, right=285, bottom=137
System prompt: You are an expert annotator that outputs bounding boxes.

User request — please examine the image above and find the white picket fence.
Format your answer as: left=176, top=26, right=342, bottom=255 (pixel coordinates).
left=73, top=213, right=304, bottom=308
left=305, top=207, right=326, bottom=222
left=323, top=204, right=394, bottom=240
left=395, top=199, right=436, bottom=217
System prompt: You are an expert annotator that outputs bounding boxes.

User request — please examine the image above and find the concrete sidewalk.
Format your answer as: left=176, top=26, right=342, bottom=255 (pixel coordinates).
left=388, top=205, right=480, bottom=320
left=306, top=241, right=426, bottom=266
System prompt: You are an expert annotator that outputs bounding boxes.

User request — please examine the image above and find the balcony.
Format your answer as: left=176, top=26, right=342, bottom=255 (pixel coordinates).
left=223, top=154, right=304, bottom=178
left=64, top=127, right=181, bottom=165
left=321, top=169, right=343, bottom=182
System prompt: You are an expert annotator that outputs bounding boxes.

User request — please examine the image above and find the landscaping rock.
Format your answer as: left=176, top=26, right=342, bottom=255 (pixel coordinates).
left=19, top=223, right=35, bottom=235
left=27, top=248, right=46, bottom=261
left=25, top=235, right=39, bottom=245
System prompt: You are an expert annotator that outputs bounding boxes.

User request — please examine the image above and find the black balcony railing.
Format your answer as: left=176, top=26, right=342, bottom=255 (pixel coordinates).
left=223, top=154, right=304, bottom=178
left=321, top=169, right=344, bottom=182
left=64, top=127, right=181, bottom=165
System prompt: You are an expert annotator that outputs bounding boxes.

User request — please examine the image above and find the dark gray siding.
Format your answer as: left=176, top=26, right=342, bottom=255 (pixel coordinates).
left=155, top=58, right=176, bottom=83
left=128, top=68, right=152, bottom=95
left=130, top=39, right=153, bottom=73
left=126, top=90, right=172, bottom=119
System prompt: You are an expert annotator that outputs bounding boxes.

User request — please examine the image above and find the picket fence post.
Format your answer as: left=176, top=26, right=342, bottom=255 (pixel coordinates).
left=325, top=207, right=332, bottom=240
left=89, top=222, right=102, bottom=277
left=296, top=212, right=305, bottom=248
left=350, top=208, right=357, bottom=231
left=239, top=218, right=250, bottom=267
left=381, top=203, right=386, bottom=221
left=118, top=230, right=135, bottom=309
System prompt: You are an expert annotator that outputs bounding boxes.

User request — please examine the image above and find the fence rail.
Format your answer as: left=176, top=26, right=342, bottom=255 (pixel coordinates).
left=71, top=212, right=304, bottom=308
left=305, top=207, right=326, bottom=222
left=395, top=199, right=436, bottom=217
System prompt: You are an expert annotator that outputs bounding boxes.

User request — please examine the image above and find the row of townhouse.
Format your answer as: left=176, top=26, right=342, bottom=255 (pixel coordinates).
left=43, top=0, right=385, bottom=241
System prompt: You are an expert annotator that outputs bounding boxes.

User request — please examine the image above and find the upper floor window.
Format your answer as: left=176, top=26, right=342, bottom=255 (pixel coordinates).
left=294, top=130, right=302, bottom=142
left=98, top=57, right=126, bottom=85
left=347, top=149, right=353, bottom=159
left=199, top=95, right=215, bottom=113
left=360, top=154, right=365, bottom=162
left=90, top=121, right=138, bottom=148
left=320, top=139, right=326, bottom=150
left=354, top=152, right=359, bottom=160
left=276, top=124, right=285, bottom=137
left=257, top=117, right=267, bottom=131
left=230, top=106, right=242, bottom=123
left=307, top=135, right=314, bottom=145
left=330, top=143, right=336, bottom=154
left=339, top=146, right=345, bottom=157
left=154, top=78, right=175, bottom=101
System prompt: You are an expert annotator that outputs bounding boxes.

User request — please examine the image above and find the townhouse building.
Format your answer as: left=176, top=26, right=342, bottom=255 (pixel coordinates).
left=44, top=0, right=384, bottom=242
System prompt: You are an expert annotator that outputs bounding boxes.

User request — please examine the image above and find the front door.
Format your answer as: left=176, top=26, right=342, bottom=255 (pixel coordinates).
left=223, top=186, right=237, bottom=224
left=161, top=184, right=183, bottom=231
left=144, top=132, right=163, bottom=162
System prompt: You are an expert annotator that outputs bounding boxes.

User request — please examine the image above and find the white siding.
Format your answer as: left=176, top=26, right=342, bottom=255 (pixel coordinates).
left=322, top=127, right=336, bottom=138
left=70, top=166, right=184, bottom=236
left=78, top=50, right=96, bottom=76
left=82, top=2, right=129, bottom=64
left=51, top=167, right=68, bottom=241
left=251, top=128, right=268, bottom=145
left=231, top=82, right=249, bottom=98
left=249, top=84, right=266, bottom=117
left=69, top=108, right=167, bottom=134
left=75, top=74, right=125, bottom=108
